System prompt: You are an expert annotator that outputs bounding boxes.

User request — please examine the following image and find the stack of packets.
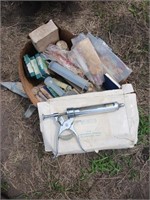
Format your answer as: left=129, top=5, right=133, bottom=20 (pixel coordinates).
left=23, top=54, right=49, bottom=79
left=24, top=19, right=132, bottom=102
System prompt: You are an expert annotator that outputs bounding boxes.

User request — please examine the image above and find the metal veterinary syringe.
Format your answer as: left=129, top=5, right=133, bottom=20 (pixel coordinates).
left=42, top=102, right=124, bottom=157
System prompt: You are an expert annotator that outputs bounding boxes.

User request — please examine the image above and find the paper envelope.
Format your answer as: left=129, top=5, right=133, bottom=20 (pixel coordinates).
left=37, top=84, right=139, bottom=156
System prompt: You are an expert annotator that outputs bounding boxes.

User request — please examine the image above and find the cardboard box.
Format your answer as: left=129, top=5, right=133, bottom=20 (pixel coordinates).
left=37, top=84, right=139, bottom=156
left=19, top=22, right=139, bottom=156
left=29, top=20, right=59, bottom=52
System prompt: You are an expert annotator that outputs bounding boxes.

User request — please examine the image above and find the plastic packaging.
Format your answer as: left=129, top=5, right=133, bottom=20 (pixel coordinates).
left=87, top=33, right=132, bottom=83
left=43, top=44, right=83, bottom=76
left=71, top=33, right=87, bottom=46
left=35, top=54, right=50, bottom=75
left=23, top=55, right=35, bottom=77
left=70, top=49, right=95, bottom=84
left=53, top=78, right=72, bottom=91
left=71, top=38, right=105, bottom=88
left=30, top=56, right=42, bottom=79
left=49, top=62, right=89, bottom=91
left=45, top=86, right=59, bottom=97
left=44, top=76, right=65, bottom=97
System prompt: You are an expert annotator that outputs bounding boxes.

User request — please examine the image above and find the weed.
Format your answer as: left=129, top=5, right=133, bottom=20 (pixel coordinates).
left=1, top=181, right=9, bottom=193
left=128, top=4, right=138, bottom=17
left=128, top=2, right=149, bottom=23
left=51, top=181, right=65, bottom=192
left=89, top=154, right=122, bottom=176
left=31, top=191, right=43, bottom=198
left=138, top=109, right=149, bottom=144
left=122, top=156, right=133, bottom=167
left=141, top=1, right=149, bottom=23
left=80, top=169, right=90, bottom=181
left=129, top=169, right=139, bottom=180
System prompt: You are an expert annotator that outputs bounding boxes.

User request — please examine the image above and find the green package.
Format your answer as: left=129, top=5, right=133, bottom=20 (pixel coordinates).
left=23, top=55, right=35, bottom=77
left=35, top=54, right=50, bottom=75
left=30, top=56, right=42, bottom=79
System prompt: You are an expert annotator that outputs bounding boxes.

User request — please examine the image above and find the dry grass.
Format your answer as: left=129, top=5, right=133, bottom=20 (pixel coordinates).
left=1, top=1, right=149, bottom=199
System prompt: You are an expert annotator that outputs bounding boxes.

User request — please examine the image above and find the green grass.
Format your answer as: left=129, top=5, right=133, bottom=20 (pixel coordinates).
left=1, top=181, right=9, bottom=193
left=128, top=1, right=149, bottom=23
left=128, top=4, right=139, bottom=17
left=138, top=109, right=149, bottom=144
left=16, top=182, right=66, bottom=199
left=80, top=153, right=122, bottom=179
left=80, top=108, right=149, bottom=181
left=31, top=191, right=43, bottom=198
left=129, top=169, right=139, bottom=181
left=89, top=154, right=122, bottom=176
left=121, top=156, right=139, bottom=180
left=51, top=181, right=65, bottom=192
left=122, top=156, right=133, bottom=167
left=80, top=169, right=90, bottom=181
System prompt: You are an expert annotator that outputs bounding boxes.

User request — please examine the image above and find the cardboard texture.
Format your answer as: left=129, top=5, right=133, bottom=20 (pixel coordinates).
left=37, top=84, right=139, bottom=156
left=29, top=20, right=59, bottom=52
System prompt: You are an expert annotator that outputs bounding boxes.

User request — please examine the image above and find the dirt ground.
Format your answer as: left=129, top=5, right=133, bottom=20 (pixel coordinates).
left=1, top=1, right=149, bottom=199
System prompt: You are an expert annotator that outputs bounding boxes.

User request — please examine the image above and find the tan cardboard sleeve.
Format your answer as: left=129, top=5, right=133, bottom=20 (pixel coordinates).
left=37, top=84, right=139, bottom=156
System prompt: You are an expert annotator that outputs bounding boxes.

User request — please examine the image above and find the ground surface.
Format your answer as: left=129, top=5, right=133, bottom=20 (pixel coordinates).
left=1, top=1, right=149, bottom=199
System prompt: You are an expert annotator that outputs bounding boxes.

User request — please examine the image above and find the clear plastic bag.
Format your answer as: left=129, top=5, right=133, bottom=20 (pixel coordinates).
left=71, top=37, right=105, bottom=88
left=43, top=44, right=83, bottom=76
left=71, top=33, right=87, bottom=46
left=69, top=49, right=95, bottom=85
left=87, top=33, right=132, bottom=83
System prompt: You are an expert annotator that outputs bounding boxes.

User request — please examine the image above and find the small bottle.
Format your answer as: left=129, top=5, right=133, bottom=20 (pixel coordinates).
left=44, top=76, right=65, bottom=97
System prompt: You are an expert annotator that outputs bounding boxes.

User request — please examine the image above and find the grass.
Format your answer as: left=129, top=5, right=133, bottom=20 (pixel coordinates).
left=129, top=169, right=139, bottom=181
left=50, top=181, right=66, bottom=192
left=80, top=153, right=122, bottom=180
left=80, top=107, right=149, bottom=181
left=138, top=109, right=149, bottom=144
left=90, top=155, right=122, bottom=175
left=128, top=1, right=149, bottom=23
left=79, top=108, right=149, bottom=183
left=1, top=181, right=9, bottom=193
left=121, top=156, right=140, bottom=180
left=122, top=156, right=133, bottom=168
left=128, top=4, right=139, bottom=17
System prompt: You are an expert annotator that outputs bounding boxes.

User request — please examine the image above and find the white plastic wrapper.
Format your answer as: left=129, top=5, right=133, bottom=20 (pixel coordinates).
left=71, top=37, right=105, bottom=88
left=37, top=84, right=139, bottom=156
left=87, top=33, right=132, bottom=83
left=71, top=33, right=132, bottom=84
left=43, top=44, right=83, bottom=76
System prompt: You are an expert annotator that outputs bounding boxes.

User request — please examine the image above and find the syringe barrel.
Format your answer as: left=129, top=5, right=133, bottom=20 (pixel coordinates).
left=66, top=102, right=124, bottom=118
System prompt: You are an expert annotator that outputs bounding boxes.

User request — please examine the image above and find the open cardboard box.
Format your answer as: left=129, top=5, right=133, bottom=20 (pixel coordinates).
left=19, top=22, right=139, bottom=156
